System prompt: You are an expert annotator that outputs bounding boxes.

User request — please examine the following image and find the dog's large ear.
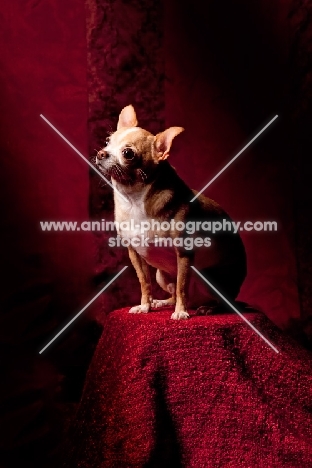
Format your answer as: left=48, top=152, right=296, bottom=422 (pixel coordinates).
left=154, top=127, right=184, bottom=161
left=117, top=105, right=138, bottom=130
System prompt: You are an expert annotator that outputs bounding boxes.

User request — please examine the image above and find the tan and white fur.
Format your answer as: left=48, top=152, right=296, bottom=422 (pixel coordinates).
left=96, top=105, right=247, bottom=320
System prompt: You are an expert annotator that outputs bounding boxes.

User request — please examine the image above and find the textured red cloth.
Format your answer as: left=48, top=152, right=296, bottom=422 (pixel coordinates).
left=64, top=308, right=312, bottom=467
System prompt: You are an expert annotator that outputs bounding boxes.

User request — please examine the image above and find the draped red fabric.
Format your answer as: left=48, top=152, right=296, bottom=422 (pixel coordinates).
left=0, top=1, right=96, bottom=466
left=64, top=308, right=312, bottom=468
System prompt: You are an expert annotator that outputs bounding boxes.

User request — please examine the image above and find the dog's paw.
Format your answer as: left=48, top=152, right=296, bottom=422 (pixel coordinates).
left=151, top=298, right=175, bottom=309
left=171, top=310, right=189, bottom=320
left=129, top=304, right=150, bottom=314
left=196, top=305, right=215, bottom=315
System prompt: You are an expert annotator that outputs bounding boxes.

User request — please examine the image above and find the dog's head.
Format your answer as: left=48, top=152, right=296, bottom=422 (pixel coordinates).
left=96, top=105, right=184, bottom=185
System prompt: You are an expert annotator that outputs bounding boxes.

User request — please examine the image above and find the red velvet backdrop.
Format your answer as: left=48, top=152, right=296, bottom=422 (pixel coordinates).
left=163, top=0, right=300, bottom=327
left=0, top=1, right=98, bottom=467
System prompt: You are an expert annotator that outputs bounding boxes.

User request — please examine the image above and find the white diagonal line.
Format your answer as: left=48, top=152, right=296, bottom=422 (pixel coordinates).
left=40, top=114, right=129, bottom=203
left=191, top=115, right=278, bottom=202
left=39, top=266, right=128, bottom=354
left=191, top=266, right=279, bottom=353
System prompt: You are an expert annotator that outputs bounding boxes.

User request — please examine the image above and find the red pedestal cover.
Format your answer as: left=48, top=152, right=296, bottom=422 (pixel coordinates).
left=64, top=308, right=312, bottom=467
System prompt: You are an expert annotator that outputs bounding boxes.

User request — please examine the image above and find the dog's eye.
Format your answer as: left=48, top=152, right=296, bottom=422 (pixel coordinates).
left=122, top=148, right=136, bottom=161
left=104, top=137, right=110, bottom=147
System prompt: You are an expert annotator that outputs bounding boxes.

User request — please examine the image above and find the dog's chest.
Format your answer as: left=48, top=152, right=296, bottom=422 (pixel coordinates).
left=115, top=188, right=150, bottom=239
left=114, top=189, right=176, bottom=273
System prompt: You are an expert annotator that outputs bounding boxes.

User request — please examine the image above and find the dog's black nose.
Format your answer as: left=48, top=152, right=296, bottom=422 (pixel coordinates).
left=97, top=150, right=109, bottom=160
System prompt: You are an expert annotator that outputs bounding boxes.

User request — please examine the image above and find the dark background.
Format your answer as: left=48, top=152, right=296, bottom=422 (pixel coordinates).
left=0, top=0, right=311, bottom=466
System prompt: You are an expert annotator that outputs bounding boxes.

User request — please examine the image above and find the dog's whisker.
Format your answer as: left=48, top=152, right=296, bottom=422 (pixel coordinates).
left=138, top=168, right=147, bottom=183
left=114, top=164, right=129, bottom=182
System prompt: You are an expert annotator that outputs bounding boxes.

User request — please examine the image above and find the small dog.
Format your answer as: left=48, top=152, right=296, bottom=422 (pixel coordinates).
left=96, top=105, right=247, bottom=319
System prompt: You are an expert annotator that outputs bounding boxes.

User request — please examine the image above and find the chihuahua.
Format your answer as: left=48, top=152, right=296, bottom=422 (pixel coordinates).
left=96, top=105, right=247, bottom=319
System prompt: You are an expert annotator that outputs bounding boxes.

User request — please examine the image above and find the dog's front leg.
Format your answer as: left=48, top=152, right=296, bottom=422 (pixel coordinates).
left=171, top=251, right=192, bottom=320
left=128, top=245, right=152, bottom=314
